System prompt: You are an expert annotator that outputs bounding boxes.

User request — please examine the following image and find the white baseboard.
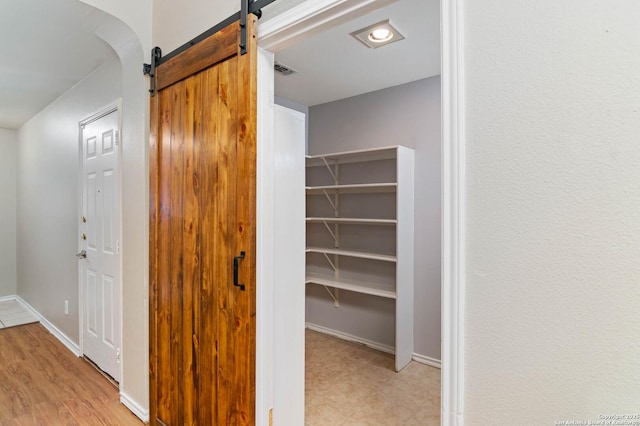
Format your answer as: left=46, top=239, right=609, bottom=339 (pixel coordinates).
left=306, top=322, right=395, bottom=355
left=412, top=352, right=442, bottom=369
left=306, top=322, right=442, bottom=369
left=14, top=295, right=82, bottom=357
left=0, top=294, right=19, bottom=303
left=120, top=391, right=150, bottom=423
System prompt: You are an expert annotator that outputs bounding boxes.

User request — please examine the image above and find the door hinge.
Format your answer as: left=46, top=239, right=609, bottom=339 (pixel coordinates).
left=116, top=349, right=121, bottom=363
left=116, top=239, right=120, bottom=255
left=115, top=130, right=119, bottom=146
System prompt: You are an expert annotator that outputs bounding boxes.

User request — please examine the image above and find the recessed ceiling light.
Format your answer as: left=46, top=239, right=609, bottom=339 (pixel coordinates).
left=351, top=20, right=405, bottom=49
left=369, top=28, right=393, bottom=43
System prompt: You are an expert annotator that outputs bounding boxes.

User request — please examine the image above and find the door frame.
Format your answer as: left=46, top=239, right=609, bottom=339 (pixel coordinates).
left=257, top=0, right=466, bottom=424
left=77, top=100, right=124, bottom=385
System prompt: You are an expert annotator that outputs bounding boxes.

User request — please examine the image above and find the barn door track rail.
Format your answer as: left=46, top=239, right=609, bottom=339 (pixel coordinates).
left=143, top=0, right=276, bottom=96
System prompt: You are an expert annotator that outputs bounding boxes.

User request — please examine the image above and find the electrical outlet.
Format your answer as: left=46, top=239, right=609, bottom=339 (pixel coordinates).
left=64, top=300, right=69, bottom=316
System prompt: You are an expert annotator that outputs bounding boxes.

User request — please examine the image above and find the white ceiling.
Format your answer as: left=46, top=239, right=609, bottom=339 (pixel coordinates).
left=0, top=0, right=439, bottom=129
left=0, top=0, right=116, bottom=130
left=269, top=0, right=440, bottom=107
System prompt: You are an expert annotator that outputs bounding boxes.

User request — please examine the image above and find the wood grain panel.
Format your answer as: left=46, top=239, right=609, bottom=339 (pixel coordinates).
left=215, top=54, right=241, bottom=425
left=215, top=15, right=257, bottom=426
left=169, top=79, right=186, bottom=426
left=181, top=73, right=201, bottom=426
left=156, top=84, right=173, bottom=424
left=198, top=64, right=220, bottom=424
left=148, top=78, right=159, bottom=426
left=156, top=22, right=238, bottom=91
left=232, top=14, right=257, bottom=425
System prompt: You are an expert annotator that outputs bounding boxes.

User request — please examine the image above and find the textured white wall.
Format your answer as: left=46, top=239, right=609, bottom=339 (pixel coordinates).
left=0, top=129, right=17, bottom=297
left=78, top=0, right=152, bottom=57
left=70, top=4, right=150, bottom=411
left=464, top=0, right=640, bottom=423
left=17, top=59, right=121, bottom=341
left=308, top=77, right=441, bottom=361
left=100, top=22, right=150, bottom=413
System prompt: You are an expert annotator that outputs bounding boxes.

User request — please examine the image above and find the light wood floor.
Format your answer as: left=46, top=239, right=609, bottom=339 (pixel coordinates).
left=0, top=322, right=440, bottom=425
left=306, top=330, right=441, bottom=425
left=0, top=323, right=142, bottom=425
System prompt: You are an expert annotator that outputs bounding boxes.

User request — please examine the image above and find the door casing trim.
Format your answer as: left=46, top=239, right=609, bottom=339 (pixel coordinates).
left=441, top=0, right=465, bottom=423
left=258, top=0, right=466, bottom=423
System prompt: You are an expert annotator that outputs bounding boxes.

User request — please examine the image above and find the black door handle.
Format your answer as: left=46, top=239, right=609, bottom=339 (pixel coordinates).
left=233, top=251, right=246, bottom=291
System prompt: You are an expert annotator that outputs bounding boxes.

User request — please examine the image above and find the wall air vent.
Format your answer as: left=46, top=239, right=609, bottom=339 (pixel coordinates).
left=274, top=62, right=298, bottom=76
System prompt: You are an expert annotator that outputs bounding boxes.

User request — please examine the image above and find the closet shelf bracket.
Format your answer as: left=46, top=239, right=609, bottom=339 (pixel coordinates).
left=321, top=157, right=337, bottom=181
left=321, top=220, right=337, bottom=243
left=322, top=253, right=337, bottom=271
left=322, top=190, right=337, bottom=210
left=323, top=286, right=340, bottom=307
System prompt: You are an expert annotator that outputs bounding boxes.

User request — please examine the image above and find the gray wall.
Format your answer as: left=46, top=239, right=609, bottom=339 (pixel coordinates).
left=0, top=128, right=17, bottom=297
left=17, top=59, right=121, bottom=342
left=307, top=76, right=441, bottom=361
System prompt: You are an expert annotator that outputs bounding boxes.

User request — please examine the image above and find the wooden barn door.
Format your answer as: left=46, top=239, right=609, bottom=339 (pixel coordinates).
left=149, top=15, right=257, bottom=426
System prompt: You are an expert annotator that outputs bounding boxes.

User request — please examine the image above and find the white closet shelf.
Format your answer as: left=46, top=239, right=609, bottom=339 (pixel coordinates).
left=306, top=217, right=397, bottom=225
left=306, top=183, right=397, bottom=194
left=306, top=146, right=399, bottom=167
left=305, top=273, right=396, bottom=299
left=304, top=145, right=414, bottom=372
left=306, top=246, right=397, bottom=262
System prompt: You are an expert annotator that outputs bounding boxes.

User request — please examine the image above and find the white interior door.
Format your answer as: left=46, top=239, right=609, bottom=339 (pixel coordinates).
left=80, top=108, right=121, bottom=381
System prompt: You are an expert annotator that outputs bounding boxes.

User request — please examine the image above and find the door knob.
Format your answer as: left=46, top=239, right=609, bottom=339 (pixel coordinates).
left=76, top=250, right=87, bottom=259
